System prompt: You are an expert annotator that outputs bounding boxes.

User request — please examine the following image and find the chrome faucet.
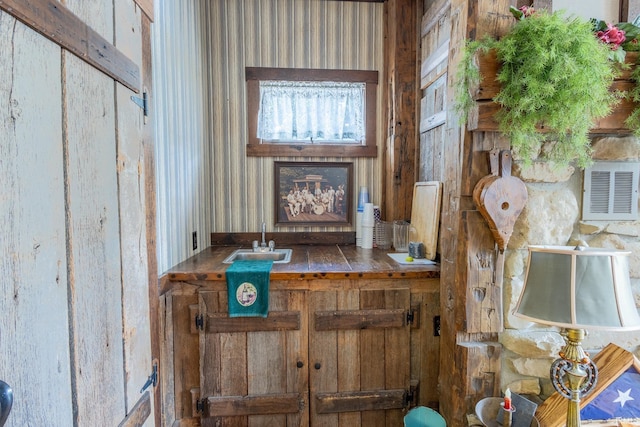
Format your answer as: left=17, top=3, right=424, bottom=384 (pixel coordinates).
left=253, top=222, right=276, bottom=252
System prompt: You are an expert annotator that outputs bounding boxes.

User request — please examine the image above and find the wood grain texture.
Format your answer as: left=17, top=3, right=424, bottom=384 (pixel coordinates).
left=384, top=0, right=419, bottom=224
left=198, top=290, right=307, bottom=426
left=0, top=0, right=140, bottom=92
left=118, top=391, right=151, bottom=427
left=165, top=245, right=440, bottom=283
left=436, top=1, right=515, bottom=425
left=63, top=4, right=126, bottom=420
left=0, top=10, right=73, bottom=425
left=114, top=1, right=153, bottom=423
left=166, top=276, right=438, bottom=425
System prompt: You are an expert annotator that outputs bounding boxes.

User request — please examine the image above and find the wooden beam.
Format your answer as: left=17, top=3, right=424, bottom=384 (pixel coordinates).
left=0, top=0, right=140, bottom=92
left=134, top=0, right=153, bottom=22
left=117, top=391, right=151, bottom=427
left=384, top=0, right=419, bottom=222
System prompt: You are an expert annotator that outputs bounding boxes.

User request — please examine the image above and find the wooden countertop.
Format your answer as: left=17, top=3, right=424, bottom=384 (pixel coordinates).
left=165, top=245, right=440, bottom=282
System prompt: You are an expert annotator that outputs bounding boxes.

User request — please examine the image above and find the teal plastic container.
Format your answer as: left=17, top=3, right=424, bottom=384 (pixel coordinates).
left=403, top=406, right=446, bottom=427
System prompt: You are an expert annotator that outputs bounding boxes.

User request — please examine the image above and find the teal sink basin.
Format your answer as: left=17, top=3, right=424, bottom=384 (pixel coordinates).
left=223, top=248, right=292, bottom=264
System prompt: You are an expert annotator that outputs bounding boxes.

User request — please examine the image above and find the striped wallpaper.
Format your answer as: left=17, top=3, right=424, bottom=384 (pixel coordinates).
left=153, top=0, right=384, bottom=273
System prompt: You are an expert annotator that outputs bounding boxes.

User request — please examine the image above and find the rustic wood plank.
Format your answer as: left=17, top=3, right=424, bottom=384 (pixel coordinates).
left=133, top=0, right=153, bottom=21
left=204, top=394, right=301, bottom=416
left=173, top=291, right=200, bottom=420
left=359, top=290, right=386, bottom=427
left=411, top=291, right=441, bottom=409
left=205, top=311, right=301, bottom=333
left=287, top=291, right=310, bottom=427
left=0, top=10, right=74, bottom=424
left=309, top=291, right=339, bottom=427
left=337, top=288, right=361, bottom=427
left=462, top=211, right=502, bottom=333
left=247, top=291, right=288, bottom=426
left=384, top=0, right=419, bottom=223
left=139, top=10, right=161, bottom=426
left=118, top=391, right=151, bottom=427
left=198, top=292, right=224, bottom=426
left=458, top=341, right=502, bottom=410
left=211, top=232, right=355, bottom=246
left=421, top=40, right=449, bottom=89
left=314, top=308, right=406, bottom=331
left=0, top=0, right=140, bottom=92
left=384, top=289, right=411, bottom=425
left=159, top=294, right=177, bottom=425
left=63, top=2, right=125, bottom=417
left=438, top=0, right=514, bottom=424
left=114, top=1, right=152, bottom=421
left=315, top=389, right=407, bottom=414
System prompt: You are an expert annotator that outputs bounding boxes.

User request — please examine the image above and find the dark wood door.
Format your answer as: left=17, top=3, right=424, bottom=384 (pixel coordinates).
left=198, top=289, right=308, bottom=427
left=309, top=287, right=412, bottom=427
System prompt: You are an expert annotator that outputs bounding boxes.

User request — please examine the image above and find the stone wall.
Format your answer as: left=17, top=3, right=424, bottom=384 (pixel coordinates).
left=501, top=136, right=640, bottom=399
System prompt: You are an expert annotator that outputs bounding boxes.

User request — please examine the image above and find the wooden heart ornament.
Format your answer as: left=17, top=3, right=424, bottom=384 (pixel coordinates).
left=473, top=150, right=528, bottom=251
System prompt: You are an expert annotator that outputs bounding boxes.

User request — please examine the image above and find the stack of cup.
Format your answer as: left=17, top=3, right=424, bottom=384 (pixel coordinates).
left=361, top=203, right=375, bottom=249
left=356, top=186, right=370, bottom=247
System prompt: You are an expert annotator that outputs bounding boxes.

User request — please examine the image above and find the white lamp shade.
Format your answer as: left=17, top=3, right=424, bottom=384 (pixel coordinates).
left=514, top=245, right=640, bottom=331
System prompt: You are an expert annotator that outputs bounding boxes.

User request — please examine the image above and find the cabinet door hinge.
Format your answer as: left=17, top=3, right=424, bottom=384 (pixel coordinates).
left=406, top=309, right=415, bottom=325
left=404, top=382, right=419, bottom=409
left=196, top=398, right=205, bottom=413
left=195, top=314, right=204, bottom=330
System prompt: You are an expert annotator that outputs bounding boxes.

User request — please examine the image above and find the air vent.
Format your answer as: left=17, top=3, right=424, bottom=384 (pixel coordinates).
left=582, top=162, right=639, bottom=220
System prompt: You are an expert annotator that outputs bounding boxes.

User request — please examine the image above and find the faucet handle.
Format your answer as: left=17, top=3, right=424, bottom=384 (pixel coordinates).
left=252, top=240, right=259, bottom=251
left=268, top=240, right=275, bottom=251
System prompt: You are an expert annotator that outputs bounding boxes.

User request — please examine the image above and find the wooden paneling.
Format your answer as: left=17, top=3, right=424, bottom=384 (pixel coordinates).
left=0, top=0, right=140, bottom=92
left=114, top=1, right=153, bottom=424
left=198, top=289, right=308, bottom=426
left=0, top=10, right=74, bottom=424
left=1, top=1, right=153, bottom=425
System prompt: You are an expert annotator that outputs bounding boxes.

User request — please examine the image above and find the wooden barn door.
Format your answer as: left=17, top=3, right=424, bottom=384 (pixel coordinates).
left=309, top=287, right=412, bottom=427
left=197, top=289, right=309, bottom=427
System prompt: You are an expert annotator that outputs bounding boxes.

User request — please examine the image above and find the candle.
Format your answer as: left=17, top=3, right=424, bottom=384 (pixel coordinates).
left=504, top=388, right=512, bottom=411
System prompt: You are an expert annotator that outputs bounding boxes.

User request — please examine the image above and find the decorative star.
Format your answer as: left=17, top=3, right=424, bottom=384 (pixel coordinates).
left=613, top=388, right=634, bottom=408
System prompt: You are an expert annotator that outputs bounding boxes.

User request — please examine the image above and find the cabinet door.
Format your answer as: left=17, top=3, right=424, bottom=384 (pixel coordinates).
left=198, top=289, right=308, bottom=427
left=309, top=287, right=411, bottom=427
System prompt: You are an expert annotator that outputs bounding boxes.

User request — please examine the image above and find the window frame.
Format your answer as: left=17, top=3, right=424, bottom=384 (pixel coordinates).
left=245, top=67, right=378, bottom=157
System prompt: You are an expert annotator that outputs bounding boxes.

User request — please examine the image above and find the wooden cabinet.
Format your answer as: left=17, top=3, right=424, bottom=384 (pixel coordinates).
left=161, top=276, right=439, bottom=427
left=195, top=286, right=415, bottom=427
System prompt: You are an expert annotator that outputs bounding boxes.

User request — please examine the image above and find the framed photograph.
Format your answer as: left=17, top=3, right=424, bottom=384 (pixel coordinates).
left=274, top=161, right=353, bottom=227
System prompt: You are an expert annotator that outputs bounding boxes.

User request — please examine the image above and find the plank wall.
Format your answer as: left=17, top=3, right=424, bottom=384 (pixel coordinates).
left=0, top=1, right=155, bottom=425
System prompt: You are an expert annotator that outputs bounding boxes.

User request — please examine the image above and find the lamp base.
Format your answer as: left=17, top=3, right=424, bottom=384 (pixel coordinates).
left=550, top=328, right=598, bottom=427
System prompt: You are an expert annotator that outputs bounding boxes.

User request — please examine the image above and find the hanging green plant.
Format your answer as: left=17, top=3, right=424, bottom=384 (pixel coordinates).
left=455, top=7, right=622, bottom=168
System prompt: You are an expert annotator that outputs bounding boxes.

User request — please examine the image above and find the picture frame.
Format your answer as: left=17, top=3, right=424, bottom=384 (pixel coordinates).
left=274, top=161, right=353, bottom=227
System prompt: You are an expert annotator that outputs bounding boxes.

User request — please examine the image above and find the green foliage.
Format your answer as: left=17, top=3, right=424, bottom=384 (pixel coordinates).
left=455, top=10, right=621, bottom=168
left=625, top=64, right=640, bottom=135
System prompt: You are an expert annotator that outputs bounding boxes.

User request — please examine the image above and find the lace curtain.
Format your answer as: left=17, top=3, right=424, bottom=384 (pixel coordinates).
left=257, top=81, right=366, bottom=143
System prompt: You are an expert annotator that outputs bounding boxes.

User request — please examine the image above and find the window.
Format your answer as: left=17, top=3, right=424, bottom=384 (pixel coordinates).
left=582, top=161, right=639, bottom=220
left=246, top=67, right=378, bottom=157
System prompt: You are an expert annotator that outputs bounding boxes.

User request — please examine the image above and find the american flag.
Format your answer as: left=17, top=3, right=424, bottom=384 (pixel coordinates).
left=581, top=367, right=640, bottom=421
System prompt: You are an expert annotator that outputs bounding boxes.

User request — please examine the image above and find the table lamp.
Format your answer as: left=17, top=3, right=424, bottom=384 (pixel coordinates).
left=513, top=245, right=640, bottom=427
